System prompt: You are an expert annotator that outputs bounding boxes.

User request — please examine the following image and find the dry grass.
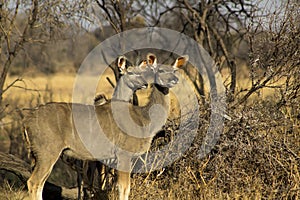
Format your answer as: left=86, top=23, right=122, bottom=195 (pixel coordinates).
left=4, top=74, right=75, bottom=105
left=1, top=64, right=299, bottom=199
left=4, top=69, right=113, bottom=105
left=4, top=68, right=153, bottom=107
left=0, top=181, right=29, bottom=200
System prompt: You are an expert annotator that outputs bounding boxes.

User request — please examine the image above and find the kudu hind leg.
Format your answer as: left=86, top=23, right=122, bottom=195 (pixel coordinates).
left=75, top=160, right=84, bottom=200
left=27, top=153, right=61, bottom=200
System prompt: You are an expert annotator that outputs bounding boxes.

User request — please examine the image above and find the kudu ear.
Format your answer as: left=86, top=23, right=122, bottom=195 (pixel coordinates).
left=117, top=56, right=126, bottom=69
left=147, top=53, right=157, bottom=68
left=138, top=60, right=147, bottom=70
left=117, top=56, right=132, bottom=74
left=173, top=55, right=189, bottom=69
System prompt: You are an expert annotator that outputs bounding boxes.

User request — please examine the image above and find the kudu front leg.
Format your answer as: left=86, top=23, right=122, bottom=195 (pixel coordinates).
left=27, top=154, right=60, bottom=200
left=117, top=155, right=131, bottom=200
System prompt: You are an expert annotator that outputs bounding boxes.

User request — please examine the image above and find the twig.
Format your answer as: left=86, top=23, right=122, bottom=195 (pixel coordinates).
left=283, top=142, right=300, bottom=160
left=2, top=77, right=23, bottom=94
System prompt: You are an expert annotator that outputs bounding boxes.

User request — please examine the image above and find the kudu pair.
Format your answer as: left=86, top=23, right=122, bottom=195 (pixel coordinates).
left=23, top=53, right=188, bottom=200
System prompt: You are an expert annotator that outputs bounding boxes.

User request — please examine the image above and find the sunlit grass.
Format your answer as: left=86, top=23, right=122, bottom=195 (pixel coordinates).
left=0, top=181, right=29, bottom=200
left=2, top=64, right=299, bottom=200
left=4, top=68, right=116, bottom=107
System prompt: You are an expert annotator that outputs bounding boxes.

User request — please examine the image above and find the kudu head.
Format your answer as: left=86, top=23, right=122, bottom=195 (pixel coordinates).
left=139, top=53, right=189, bottom=94
left=112, top=56, right=148, bottom=101
left=112, top=54, right=189, bottom=100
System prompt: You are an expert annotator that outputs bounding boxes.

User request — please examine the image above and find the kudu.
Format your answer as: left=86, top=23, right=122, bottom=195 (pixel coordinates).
left=75, top=55, right=140, bottom=199
left=23, top=54, right=188, bottom=200
left=77, top=55, right=133, bottom=199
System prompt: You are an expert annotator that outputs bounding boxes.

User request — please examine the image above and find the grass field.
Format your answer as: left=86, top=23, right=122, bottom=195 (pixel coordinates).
left=1, top=64, right=299, bottom=199
left=4, top=68, right=115, bottom=105
left=3, top=64, right=281, bottom=107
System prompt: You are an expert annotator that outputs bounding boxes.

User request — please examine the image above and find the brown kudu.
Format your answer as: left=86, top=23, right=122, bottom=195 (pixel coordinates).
left=23, top=54, right=188, bottom=200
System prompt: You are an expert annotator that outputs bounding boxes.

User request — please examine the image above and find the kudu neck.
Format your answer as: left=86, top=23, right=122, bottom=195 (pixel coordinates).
left=111, top=77, right=134, bottom=102
left=145, top=84, right=169, bottom=109
left=111, top=78, right=169, bottom=110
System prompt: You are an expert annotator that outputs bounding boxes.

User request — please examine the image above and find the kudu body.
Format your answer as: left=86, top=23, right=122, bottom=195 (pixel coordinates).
left=76, top=55, right=133, bottom=199
left=23, top=54, right=188, bottom=200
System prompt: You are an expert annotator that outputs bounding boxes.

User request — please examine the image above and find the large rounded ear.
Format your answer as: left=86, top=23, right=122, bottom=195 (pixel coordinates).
left=138, top=60, right=147, bottom=70
left=173, top=55, right=189, bottom=69
left=147, top=53, right=157, bottom=68
left=117, top=56, right=132, bottom=74
left=117, top=56, right=127, bottom=70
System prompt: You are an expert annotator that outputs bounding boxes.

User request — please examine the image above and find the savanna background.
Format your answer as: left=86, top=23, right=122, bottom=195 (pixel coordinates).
left=0, top=0, right=299, bottom=199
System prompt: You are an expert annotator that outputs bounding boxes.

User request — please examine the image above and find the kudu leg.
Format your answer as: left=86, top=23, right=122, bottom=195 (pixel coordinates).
left=75, top=160, right=84, bottom=200
left=85, top=161, right=98, bottom=197
left=27, top=154, right=60, bottom=200
left=117, top=155, right=131, bottom=200
left=117, top=171, right=130, bottom=200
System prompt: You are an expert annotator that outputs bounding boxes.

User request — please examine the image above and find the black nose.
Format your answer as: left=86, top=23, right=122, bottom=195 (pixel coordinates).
left=139, top=83, right=148, bottom=89
left=172, top=76, right=179, bottom=84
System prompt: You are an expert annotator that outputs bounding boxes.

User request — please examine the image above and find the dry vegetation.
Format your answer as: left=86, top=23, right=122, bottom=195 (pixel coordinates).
left=1, top=0, right=299, bottom=199
left=2, top=60, right=299, bottom=200
left=0, top=181, right=29, bottom=200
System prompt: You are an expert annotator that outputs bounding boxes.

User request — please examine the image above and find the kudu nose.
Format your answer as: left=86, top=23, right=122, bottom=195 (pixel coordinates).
left=171, top=76, right=179, bottom=84
left=142, top=83, right=148, bottom=89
